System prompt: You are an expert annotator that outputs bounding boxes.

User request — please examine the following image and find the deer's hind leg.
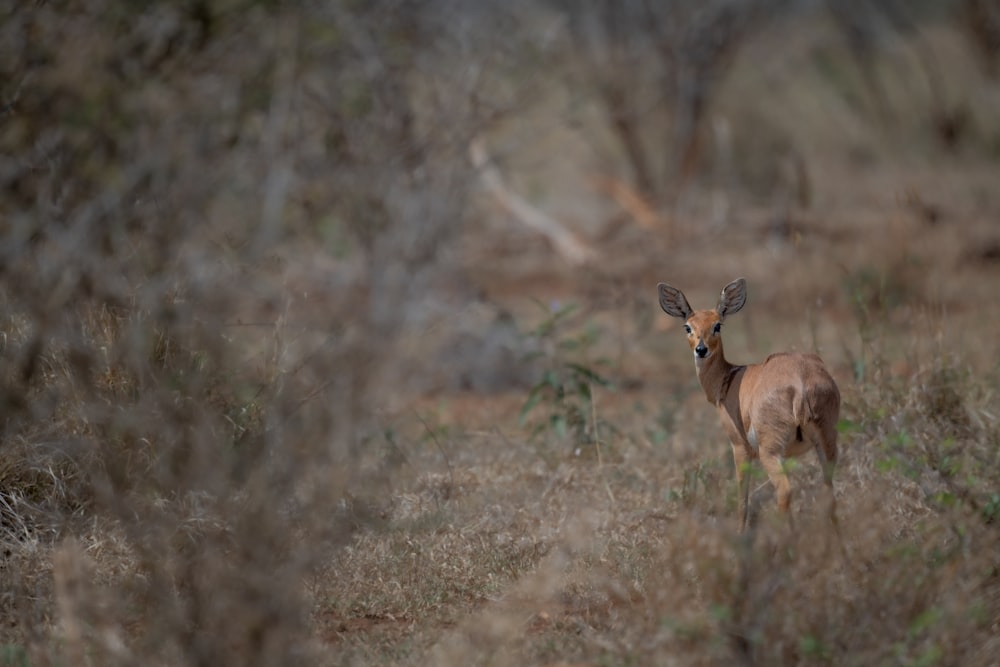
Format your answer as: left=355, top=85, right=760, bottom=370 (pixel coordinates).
left=758, top=432, right=794, bottom=529
left=809, top=419, right=843, bottom=541
left=751, top=421, right=803, bottom=532
left=759, top=452, right=791, bottom=513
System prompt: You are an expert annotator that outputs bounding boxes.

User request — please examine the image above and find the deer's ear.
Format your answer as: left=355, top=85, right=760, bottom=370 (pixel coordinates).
left=658, top=283, right=693, bottom=319
left=716, top=278, right=747, bottom=320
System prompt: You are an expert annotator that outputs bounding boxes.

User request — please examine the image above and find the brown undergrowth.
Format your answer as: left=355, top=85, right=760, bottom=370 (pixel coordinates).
left=310, top=352, right=1000, bottom=666
left=2, top=3, right=1000, bottom=667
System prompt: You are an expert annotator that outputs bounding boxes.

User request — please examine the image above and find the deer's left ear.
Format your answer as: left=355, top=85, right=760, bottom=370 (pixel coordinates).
left=716, top=278, right=747, bottom=320
left=658, top=282, right=693, bottom=319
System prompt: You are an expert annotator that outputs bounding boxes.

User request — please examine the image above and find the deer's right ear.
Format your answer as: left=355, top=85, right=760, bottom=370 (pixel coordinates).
left=716, top=278, right=747, bottom=320
left=658, top=283, right=693, bottom=319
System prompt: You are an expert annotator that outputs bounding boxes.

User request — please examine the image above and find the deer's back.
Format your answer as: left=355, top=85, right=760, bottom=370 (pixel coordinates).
left=730, top=352, right=840, bottom=450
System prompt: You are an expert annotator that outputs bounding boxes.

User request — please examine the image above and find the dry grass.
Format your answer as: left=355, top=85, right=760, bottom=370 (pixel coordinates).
left=2, top=3, right=1000, bottom=667
left=305, top=341, right=1000, bottom=666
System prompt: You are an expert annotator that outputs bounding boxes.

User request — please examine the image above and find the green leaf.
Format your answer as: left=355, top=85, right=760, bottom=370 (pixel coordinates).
left=708, top=603, right=731, bottom=621
left=532, top=302, right=578, bottom=337
left=0, top=644, right=29, bottom=667
left=914, top=645, right=942, bottom=667
left=519, top=388, right=545, bottom=424
left=898, top=431, right=913, bottom=447
left=551, top=414, right=568, bottom=440
left=554, top=302, right=579, bottom=319
left=542, top=369, right=560, bottom=389
left=983, top=494, right=1000, bottom=522
left=558, top=338, right=580, bottom=351
left=799, top=635, right=831, bottom=660
left=836, top=418, right=859, bottom=434
left=931, top=491, right=957, bottom=508
left=521, top=350, right=545, bottom=363
left=565, top=362, right=611, bottom=387
left=909, top=607, right=942, bottom=638
left=649, top=428, right=668, bottom=445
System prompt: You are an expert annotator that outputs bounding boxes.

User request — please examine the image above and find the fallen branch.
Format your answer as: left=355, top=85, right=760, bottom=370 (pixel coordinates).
left=470, top=138, right=596, bottom=266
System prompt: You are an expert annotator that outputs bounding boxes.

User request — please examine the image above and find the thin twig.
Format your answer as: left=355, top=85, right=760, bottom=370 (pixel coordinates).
left=591, top=381, right=603, bottom=469
left=416, top=412, right=455, bottom=502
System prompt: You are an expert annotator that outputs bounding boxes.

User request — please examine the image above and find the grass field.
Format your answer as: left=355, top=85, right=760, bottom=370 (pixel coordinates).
left=2, top=4, right=1000, bottom=666
left=310, top=214, right=1000, bottom=665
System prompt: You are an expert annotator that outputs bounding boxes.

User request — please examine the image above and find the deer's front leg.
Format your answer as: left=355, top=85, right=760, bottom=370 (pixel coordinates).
left=732, top=443, right=752, bottom=532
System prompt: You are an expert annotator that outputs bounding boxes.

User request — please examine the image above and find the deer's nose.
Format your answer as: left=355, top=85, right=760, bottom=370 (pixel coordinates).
left=695, top=342, right=709, bottom=358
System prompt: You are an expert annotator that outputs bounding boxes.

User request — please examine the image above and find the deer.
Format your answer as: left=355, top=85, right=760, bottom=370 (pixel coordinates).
left=657, top=278, right=840, bottom=532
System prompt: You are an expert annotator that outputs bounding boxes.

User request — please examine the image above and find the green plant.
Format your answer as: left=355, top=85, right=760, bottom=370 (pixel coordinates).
left=983, top=494, right=1000, bottom=524
left=519, top=302, right=613, bottom=449
left=0, top=644, right=28, bottom=667
left=799, top=634, right=833, bottom=662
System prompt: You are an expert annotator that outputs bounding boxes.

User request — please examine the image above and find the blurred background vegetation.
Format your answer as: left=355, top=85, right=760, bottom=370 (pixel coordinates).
left=1, top=0, right=999, bottom=665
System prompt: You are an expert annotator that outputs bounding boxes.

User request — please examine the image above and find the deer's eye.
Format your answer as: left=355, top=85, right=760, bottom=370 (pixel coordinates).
left=712, top=322, right=722, bottom=334
left=683, top=324, right=692, bottom=335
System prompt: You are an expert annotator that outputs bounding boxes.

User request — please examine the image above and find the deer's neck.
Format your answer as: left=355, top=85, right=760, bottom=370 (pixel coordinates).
left=695, top=346, right=741, bottom=407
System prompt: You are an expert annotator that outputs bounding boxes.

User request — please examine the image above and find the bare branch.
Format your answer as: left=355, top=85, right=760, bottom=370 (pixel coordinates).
left=470, top=137, right=597, bottom=266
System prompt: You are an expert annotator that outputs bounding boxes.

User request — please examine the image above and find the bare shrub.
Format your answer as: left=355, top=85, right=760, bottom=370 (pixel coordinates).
left=0, top=1, right=513, bottom=663
left=549, top=0, right=777, bottom=204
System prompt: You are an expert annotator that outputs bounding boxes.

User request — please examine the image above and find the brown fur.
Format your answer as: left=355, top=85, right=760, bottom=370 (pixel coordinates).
left=658, top=278, right=840, bottom=530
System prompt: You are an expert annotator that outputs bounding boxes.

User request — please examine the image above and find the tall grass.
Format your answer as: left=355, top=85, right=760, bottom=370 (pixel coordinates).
left=2, top=2, right=999, bottom=666
left=307, top=304, right=1000, bottom=667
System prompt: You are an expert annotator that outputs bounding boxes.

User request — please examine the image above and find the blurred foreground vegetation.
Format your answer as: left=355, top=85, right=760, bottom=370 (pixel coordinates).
left=1, top=1, right=999, bottom=665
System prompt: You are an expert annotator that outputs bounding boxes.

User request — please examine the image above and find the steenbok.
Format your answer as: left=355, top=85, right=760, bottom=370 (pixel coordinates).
left=657, top=278, right=840, bottom=531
